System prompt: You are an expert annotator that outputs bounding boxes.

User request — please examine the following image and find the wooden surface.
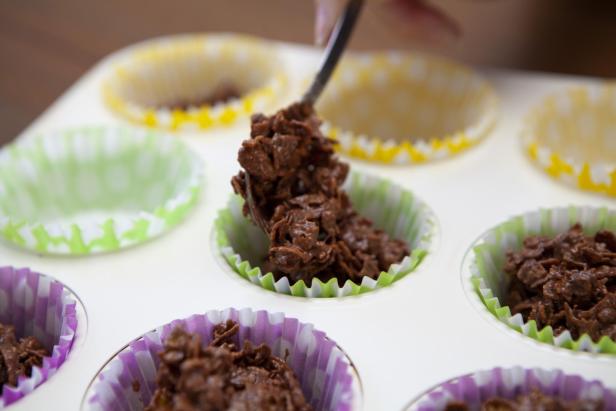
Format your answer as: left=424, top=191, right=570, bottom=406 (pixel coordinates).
left=1, top=0, right=615, bottom=145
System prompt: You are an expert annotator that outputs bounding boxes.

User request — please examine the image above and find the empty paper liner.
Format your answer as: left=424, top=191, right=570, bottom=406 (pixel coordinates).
left=102, top=34, right=287, bottom=131
left=317, top=52, right=497, bottom=164
left=523, top=83, right=616, bottom=197
left=0, top=126, right=203, bottom=255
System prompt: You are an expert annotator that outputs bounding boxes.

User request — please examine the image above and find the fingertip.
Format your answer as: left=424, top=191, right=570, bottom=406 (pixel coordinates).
left=314, top=0, right=345, bottom=46
left=314, top=18, right=327, bottom=46
left=381, top=0, right=462, bottom=43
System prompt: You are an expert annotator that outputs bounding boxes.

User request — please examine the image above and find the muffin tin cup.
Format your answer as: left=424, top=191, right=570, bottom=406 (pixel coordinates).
left=0, top=266, right=78, bottom=407
left=522, top=83, right=616, bottom=197
left=102, top=34, right=287, bottom=131
left=316, top=52, right=497, bottom=164
left=84, top=307, right=358, bottom=411
left=0, top=126, right=203, bottom=255
left=404, top=367, right=616, bottom=410
left=215, top=172, right=435, bottom=298
left=466, top=206, right=616, bottom=354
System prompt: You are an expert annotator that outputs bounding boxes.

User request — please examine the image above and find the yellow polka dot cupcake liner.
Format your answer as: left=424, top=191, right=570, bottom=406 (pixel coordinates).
left=102, top=34, right=287, bottom=131
left=316, top=52, right=498, bottom=164
left=522, top=83, right=616, bottom=197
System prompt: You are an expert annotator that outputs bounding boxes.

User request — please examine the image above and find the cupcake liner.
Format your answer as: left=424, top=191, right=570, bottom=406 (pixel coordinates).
left=84, top=308, right=358, bottom=411
left=0, top=125, right=203, bottom=255
left=467, top=206, right=616, bottom=354
left=215, top=172, right=435, bottom=298
left=316, top=52, right=497, bottom=164
left=102, top=34, right=287, bottom=131
left=522, top=83, right=616, bottom=197
left=405, top=367, right=616, bottom=410
left=0, top=266, right=78, bottom=407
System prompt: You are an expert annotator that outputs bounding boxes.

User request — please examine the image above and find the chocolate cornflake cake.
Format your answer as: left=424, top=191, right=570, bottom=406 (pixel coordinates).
left=444, top=388, right=604, bottom=411
left=231, top=102, right=409, bottom=286
left=145, top=320, right=313, bottom=411
left=0, top=323, right=49, bottom=393
left=445, top=389, right=604, bottom=411
left=504, top=223, right=616, bottom=342
left=159, top=83, right=241, bottom=111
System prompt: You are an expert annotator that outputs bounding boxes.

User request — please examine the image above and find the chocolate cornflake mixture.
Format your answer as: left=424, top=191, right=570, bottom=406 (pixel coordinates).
left=445, top=388, right=604, bottom=411
left=0, top=323, right=49, bottom=393
left=231, top=103, right=409, bottom=285
left=159, top=83, right=241, bottom=111
left=145, top=320, right=313, bottom=411
left=504, top=223, right=616, bottom=342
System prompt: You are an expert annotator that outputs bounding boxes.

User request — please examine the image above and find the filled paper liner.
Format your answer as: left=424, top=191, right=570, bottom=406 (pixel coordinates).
left=467, top=206, right=616, bottom=354
left=405, top=367, right=616, bottom=411
left=316, top=52, right=497, bottom=164
left=215, top=172, right=435, bottom=297
left=522, top=83, right=616, bottom=197
left=102, top=34, right=287, bottom=131
left=0, top=126, right=203, bottom=255
left=0, top=266, right=78, bottom=407
left=84, top=308, right=358, bottom=411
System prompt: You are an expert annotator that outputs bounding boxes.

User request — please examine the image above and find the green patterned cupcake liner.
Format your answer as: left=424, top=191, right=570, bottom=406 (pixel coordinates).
left=214, top=172, right=436, bottom=298
left=467, top=206, right=616, bottom=354
left=0, top=126, right=203, bottom=255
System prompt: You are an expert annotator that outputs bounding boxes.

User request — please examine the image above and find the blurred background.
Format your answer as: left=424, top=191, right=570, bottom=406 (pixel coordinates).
left=1, top=0, right=615, bottom=143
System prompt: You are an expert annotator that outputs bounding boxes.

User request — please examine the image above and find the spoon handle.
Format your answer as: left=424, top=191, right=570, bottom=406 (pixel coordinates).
left=302, top=0, right=364, bottom=106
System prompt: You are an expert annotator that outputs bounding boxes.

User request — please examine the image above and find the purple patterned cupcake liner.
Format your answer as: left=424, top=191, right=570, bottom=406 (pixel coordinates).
left=84, top=308, right=359, bottom=411
left=0, top=266, right=78, bottom=407
left=405, top=367, right=616, bottom=411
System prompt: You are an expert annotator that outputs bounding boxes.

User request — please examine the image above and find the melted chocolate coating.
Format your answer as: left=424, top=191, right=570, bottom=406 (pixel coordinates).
left=504, top=224, right=616, bottom=342
left=0, top=323, right=48, bottom=393
left=145, top=320, right=313, bottom=411
left=445, top=388, right=604, bottom=411
left=231, top=103, right=409, bottom=286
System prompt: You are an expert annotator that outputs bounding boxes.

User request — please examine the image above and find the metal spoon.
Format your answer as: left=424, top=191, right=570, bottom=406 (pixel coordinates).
left=244, top=0, right=364, bottom=230
left=302, top=0, right=365, bottom=105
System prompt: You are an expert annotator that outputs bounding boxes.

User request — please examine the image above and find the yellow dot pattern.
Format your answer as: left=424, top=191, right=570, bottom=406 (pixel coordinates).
left=101, top=34, right=287, bottom=131
left=316, top=53, right=498, bottom=164
left=522, top=83, right=616, bottom=197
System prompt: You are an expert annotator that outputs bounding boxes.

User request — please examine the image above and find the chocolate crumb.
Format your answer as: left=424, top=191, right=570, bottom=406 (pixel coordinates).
left=0, top=323, right=49, bottom=394
left=504, top=223, right=616, bottom=342
left=132, top=380, right=140, bottom=393
left=445, top=388, right=604, bottom=410
left=159, top=83, right=241, bottom=111
left=145, top=320, right=313, bottom=411
left=231, top=103, right=409, bottom=286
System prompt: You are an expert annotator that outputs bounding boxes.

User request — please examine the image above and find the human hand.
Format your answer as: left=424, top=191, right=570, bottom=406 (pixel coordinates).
left=314, top=0, right=460, bottom=46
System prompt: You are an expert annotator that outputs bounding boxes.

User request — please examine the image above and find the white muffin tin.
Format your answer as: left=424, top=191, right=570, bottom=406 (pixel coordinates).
left=4, top=34, right=615, bottom=410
